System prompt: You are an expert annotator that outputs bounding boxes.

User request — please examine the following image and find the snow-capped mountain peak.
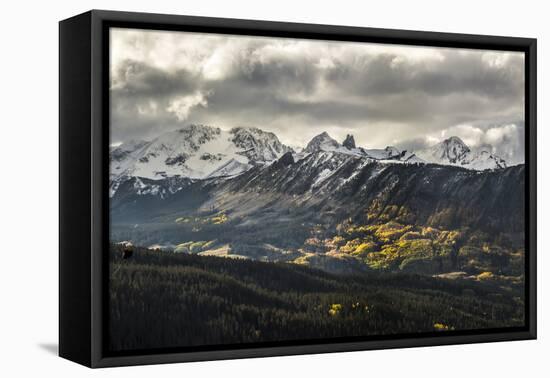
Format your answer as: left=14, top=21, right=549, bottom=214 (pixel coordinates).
left=110, top=124, right=294, bottom=194
left=429, top=136, right=470, bottom=164
left=304, top=132, right=341, bottom=153
left=416, top=136, right=506, bottom=170
left=230, top=127, right=293, bottom=161
left=303, top=132, right=422, bottom=162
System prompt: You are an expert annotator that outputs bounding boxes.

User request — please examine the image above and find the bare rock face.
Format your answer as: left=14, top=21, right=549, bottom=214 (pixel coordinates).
left=342, top=134, right=356, bottom=150
left=278, top=151, right=295, bottom=166
left=271, top=151, right=295, bottom=169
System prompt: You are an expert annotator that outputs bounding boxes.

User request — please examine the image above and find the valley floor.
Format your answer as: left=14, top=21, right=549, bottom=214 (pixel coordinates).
left=108, top=245, right=525, bottom=353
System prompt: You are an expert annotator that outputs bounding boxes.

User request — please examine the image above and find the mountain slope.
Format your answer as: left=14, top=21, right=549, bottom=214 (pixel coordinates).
left=211, top=151, right=523, bottom=231
left=112, top=148, right=524, bottom=239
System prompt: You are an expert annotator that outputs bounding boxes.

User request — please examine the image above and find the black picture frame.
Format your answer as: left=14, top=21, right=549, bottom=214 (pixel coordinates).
left=59, top=9, right=537, bottom=368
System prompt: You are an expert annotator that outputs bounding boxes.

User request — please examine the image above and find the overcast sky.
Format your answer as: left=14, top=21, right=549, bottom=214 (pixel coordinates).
left=110, top=28, right=525, bottom=164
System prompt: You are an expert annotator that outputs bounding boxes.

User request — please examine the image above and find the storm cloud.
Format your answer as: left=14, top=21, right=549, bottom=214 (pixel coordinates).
left=110, top=28, right=525, bottom=164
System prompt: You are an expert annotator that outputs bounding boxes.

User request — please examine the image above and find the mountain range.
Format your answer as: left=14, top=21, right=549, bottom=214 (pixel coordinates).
left=110, top=124, right=509, bottom=198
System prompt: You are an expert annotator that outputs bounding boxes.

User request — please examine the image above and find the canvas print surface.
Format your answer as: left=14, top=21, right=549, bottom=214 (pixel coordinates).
left=108, top=27, right=526, bottom=352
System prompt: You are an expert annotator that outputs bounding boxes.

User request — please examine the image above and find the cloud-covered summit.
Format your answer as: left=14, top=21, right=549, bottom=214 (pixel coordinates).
left=110, top=28, right=525, bottom=165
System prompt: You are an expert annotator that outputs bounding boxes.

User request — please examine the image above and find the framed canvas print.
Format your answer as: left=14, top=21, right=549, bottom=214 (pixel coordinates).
left=59, top=10, right=537, bottom=368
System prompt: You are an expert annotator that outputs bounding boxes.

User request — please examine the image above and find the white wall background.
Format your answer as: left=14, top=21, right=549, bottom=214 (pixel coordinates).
left=0, top=0, right=546, bottom=376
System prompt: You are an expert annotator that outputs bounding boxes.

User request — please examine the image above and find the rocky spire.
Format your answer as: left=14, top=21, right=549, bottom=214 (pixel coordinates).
left=342, top=134, right=356, bottom=150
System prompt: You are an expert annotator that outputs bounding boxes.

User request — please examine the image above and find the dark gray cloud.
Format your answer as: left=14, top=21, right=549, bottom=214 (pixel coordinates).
left=110, top=28, right=525, bottom=163
left=112, top=59, right=200, bottom=98
left=324, top=51, right=523, bottom=98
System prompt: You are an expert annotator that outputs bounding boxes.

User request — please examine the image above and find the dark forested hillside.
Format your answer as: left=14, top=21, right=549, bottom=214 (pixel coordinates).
left=109, top=245, right=524, bottom=352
